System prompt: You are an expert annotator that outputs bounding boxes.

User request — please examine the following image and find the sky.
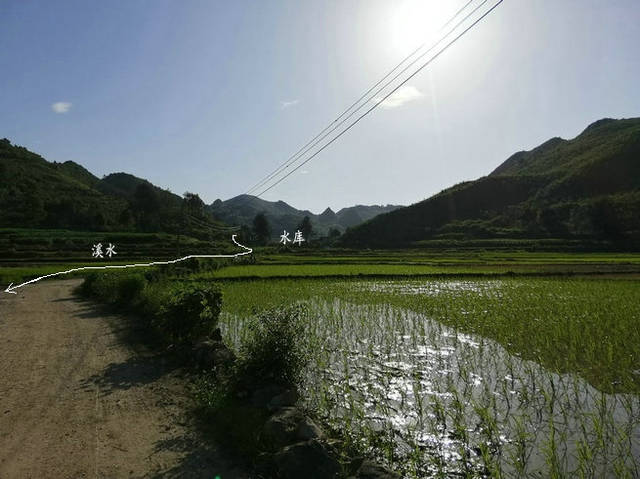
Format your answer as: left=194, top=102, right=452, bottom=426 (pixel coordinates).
left=1, top=0, right=639, bottom=213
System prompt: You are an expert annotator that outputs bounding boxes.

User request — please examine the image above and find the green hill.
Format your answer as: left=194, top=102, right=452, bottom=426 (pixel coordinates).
left=341, top=117, right=640, bottom=248
left=0, top=139, right=129, bottom=230
left=0, top=139, right=225, bottom=237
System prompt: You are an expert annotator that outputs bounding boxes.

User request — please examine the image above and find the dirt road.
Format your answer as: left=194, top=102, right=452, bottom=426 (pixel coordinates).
left=0, top=279, right=246, bottom=478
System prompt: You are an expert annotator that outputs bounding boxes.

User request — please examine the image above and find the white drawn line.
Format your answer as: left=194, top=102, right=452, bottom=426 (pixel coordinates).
left=3, top=235, right=252, bottom=295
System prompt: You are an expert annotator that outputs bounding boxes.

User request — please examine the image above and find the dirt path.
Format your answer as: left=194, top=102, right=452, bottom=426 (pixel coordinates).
left=0, top=279, right=246, bottom=479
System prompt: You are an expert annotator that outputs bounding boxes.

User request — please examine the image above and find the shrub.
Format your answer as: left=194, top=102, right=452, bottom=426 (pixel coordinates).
left=237, top=304, right=309, bottom=388
left=79, top=274, right=223, bottom=346
left=79, top=272, right=146, bottom=307
left=115, top=274, right=147, bottom=306
left=135, top=282, right=168, bottom=321
left=78, top=272, right=100, bottom=297
left=157, top=284, right=222, bottom=344
left=78, top=272, right=116, bottom=302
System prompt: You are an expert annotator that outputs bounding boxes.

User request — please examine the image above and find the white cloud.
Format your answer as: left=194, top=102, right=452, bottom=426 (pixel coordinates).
left=51, top=102, right=72, bottom=113
left=280, top=99, right=300, bottom=110
left=374, top=85, right=424, bottom=109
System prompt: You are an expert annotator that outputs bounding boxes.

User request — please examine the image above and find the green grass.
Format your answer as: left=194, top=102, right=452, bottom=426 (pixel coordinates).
left=0, top=261, right=141, bottom=285
left=261, top=251, right=640, bottom=265
left=195, top=259, right=640, bottom=279
left=206, top=250, right=640, bottom=279
left=200, top=263, right=499, bottom=278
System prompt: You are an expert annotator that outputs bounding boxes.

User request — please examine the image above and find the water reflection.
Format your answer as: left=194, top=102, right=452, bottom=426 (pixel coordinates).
left=304, top=292, right=640, bottom=478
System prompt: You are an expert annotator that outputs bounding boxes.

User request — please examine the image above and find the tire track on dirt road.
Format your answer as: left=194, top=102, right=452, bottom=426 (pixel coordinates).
left=0, top=279, right=246, bottom=478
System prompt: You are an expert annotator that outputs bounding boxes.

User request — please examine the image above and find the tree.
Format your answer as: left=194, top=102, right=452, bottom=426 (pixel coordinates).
left=183, top=192, right=205, bottom=219
left=328, top=227, right=341, bottom=239
left=118, top=208, right=134, bottom=229
left=536, top=208, right=566, bottom=236
left=134, top=183, right=159, bottom=213
left=23, top=191, right=46, bottom=227
left=590, top=198, right=623, bottom=238
left=297, top=215, right=313, bottom=241
left=252, top=212, right=270, bottom=245
left=133, top=183, right=160, bottom=230
left=92, top=212, right=106, bottom=231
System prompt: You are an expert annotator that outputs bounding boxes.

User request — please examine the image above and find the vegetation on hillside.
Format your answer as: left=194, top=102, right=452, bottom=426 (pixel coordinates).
left=341, top=117, right=640, bottom=248
left=0, top=138, right=231, bottom=239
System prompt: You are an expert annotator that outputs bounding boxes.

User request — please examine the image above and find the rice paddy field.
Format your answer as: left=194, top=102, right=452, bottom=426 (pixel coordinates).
left=198, top=251, right=640, bottom=279
left=212, top=275, right=640, bottom=478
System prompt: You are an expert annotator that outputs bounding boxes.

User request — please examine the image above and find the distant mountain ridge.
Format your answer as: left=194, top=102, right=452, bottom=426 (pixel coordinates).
left=341, top=117, right=640, bottom=247
left=0, top=138, right=401, bottom=238
left=207, top=195, right=402, bottom=238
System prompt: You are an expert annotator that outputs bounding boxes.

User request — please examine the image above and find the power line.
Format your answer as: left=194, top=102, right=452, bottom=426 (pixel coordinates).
left=249, top=0, right=491, bottom=197
left=254, top=0, right=504, bottom=198
left=245, top=0, right=475, bottom=196
left=184, top=212, right=240, bottom=231
left=186, top=213, right=240, bottom=231
left=245, top=0, right=476, bottom=196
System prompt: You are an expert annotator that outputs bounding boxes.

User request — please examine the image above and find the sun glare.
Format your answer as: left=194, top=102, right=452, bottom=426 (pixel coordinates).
left=391, top=0, right=456, bottom=55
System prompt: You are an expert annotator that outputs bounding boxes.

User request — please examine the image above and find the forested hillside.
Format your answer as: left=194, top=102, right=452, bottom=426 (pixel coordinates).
left=0, top=139, right=225, bottom=237
left=341, top=117, right=640, bottom=248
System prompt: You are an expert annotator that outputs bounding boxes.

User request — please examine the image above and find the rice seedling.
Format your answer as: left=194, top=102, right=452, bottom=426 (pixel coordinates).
left=214, top=277, right=640, bottom=477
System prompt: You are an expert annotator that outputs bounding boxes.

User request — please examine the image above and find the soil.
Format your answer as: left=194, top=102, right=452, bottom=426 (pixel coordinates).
left=0, top=279, right=246, bottom=478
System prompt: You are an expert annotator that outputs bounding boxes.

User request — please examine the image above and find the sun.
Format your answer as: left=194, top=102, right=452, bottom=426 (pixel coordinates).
left=391, top=0, right=456, bottom=55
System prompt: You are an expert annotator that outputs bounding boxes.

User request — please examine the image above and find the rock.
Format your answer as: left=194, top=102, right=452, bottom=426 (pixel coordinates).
left=267, top=389, right=299, bottom=410
left=262, top=407, right=305, bottom=449
left=192, top=339, right=235, bottom=369
left=296, top=416, right=324, bottom=440
left=274, top=439, right=341, bottom=479
left=356, top=459, right=401, bottom=479
left=252, top=384, right=285, bottom=408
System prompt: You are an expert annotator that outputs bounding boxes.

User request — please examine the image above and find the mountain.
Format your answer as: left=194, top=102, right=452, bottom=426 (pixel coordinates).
left=0, top=137, right=400, bottom=240
left=318, top=207, right=337, bottom=223
left=0, top=138, right=221, bottom=235
left=207, top=194, right=402, bottom=238
left=341, top=117, right=640, bottom=248
left=98, top=172, right=184, bottom=210
left=0, top=139, right=127, bottom=230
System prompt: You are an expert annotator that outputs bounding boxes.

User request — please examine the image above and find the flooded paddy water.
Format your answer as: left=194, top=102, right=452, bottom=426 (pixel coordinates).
left=219, top=279, right=640, bottom=477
